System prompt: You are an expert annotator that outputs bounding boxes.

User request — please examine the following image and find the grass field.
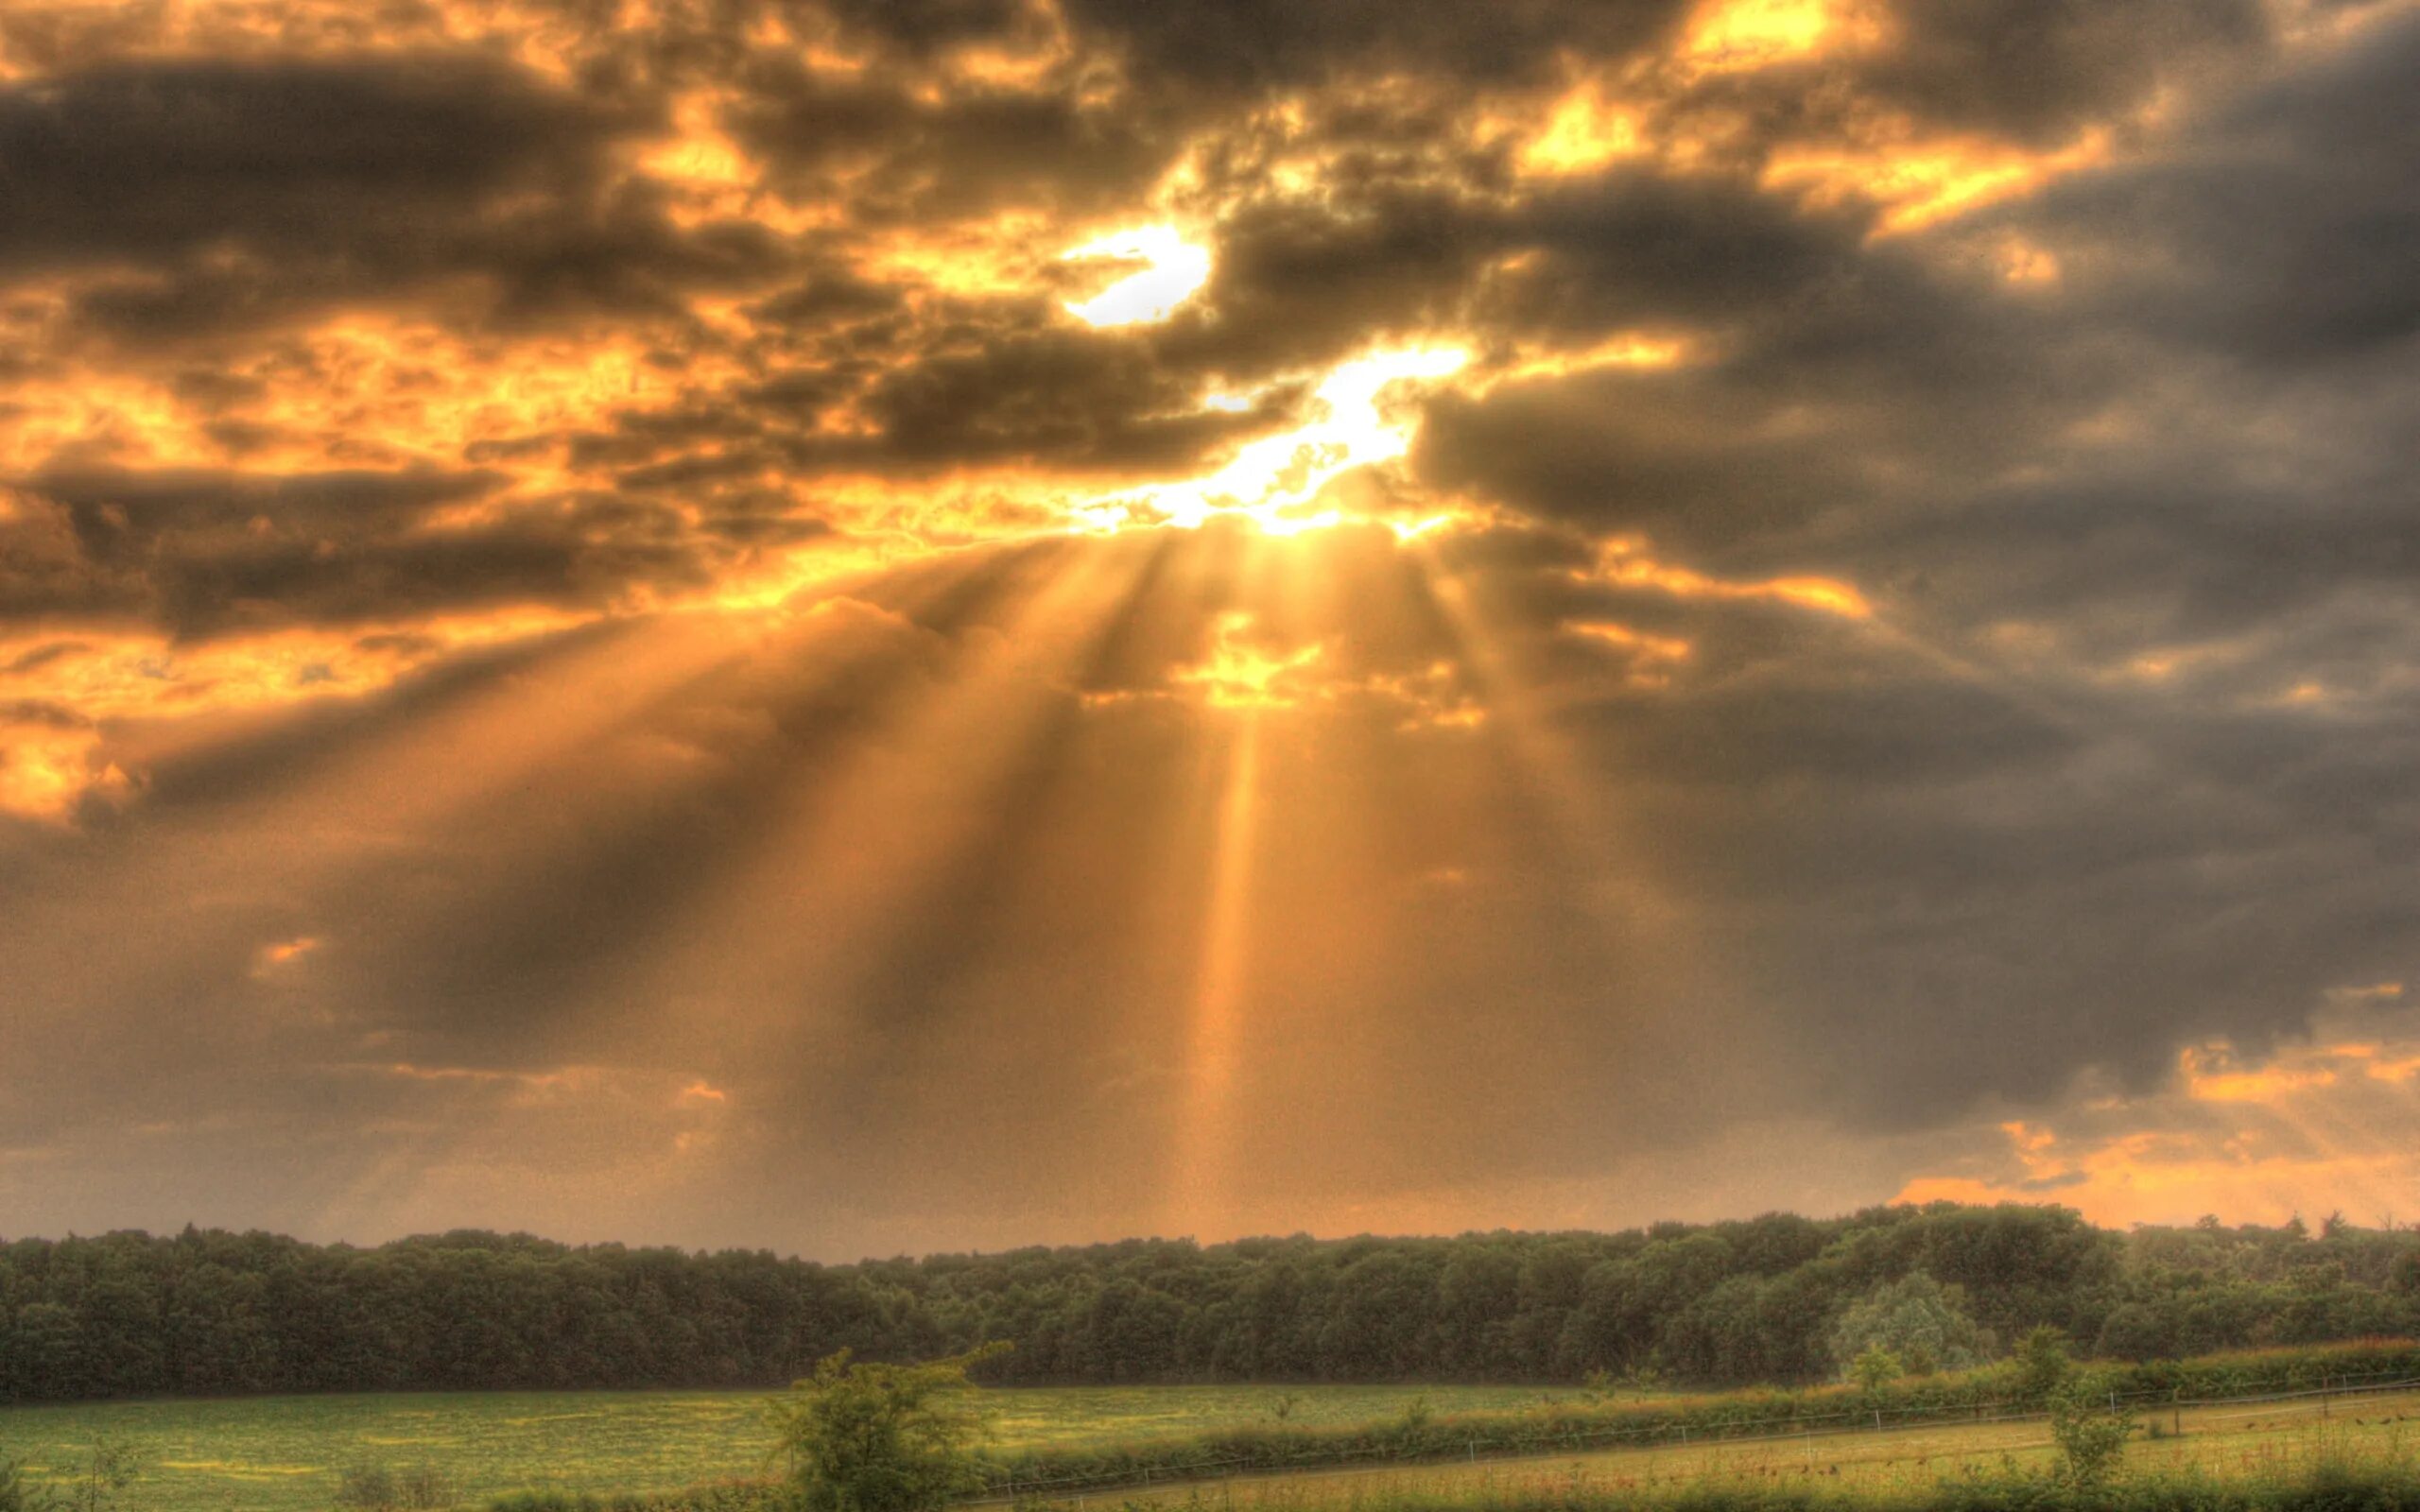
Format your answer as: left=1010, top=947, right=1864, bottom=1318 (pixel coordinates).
left=1065, top=1387, right=2420, bottom=1512
left=12, top=1372, right=2420, bottom=1512
left=0, top=1383, right=1578, bottom=1512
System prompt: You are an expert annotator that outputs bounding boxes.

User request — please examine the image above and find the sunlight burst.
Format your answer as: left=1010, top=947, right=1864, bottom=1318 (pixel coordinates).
left=1080, top=347, right=1471, bottom=536
left=1063, top=226, right=1215, bottom=326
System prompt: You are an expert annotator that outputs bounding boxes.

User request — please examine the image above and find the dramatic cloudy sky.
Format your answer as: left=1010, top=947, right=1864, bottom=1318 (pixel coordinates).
left=2, top=0, right=2416, bottom=1258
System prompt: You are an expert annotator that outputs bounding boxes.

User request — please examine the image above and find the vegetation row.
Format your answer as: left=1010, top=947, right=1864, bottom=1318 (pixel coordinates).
left=9, top=1203, right=2420, bottom=1400
left=968, top=1337, right=2420, bottom=1495
left=474, top=1466, right=2420, bottom=1512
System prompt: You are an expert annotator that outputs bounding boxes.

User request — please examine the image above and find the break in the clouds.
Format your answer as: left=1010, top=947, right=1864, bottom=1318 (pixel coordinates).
left=0, top=0, right=2415, bottom=1258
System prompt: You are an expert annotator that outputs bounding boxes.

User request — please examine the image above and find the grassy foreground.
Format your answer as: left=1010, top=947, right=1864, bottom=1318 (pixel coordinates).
left=1085, top=1386, right=2420, bottom=1512
left=490, top=1453, right=2420, bottom=1512
left=0, top=1385, right=1568, bottom=1512
left=10, top=1341, right=2420, bottom=1511
left=976, top=1341, right=2420, bottom=1497
left=489, top=1348, right=2420, bottom=1512
left=1085, top=1461, right=2420, bottom=1512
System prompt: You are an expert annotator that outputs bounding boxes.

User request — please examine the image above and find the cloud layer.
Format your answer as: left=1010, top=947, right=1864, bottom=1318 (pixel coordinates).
left=1, top=0, right=2414, bottom=1257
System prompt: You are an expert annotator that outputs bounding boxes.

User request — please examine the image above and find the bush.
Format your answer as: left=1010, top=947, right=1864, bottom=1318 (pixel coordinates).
left=0, top=1455, right=41, bottom=1512
left=768, top=1347, right=1008, bottom=1512
left=1848, top=1347, right=1903, bottom=1392
left=336, top=1461, right=453, bottom=1510
left=2047, top=1383, right=2136, bottom=1487
left=2015, top=1327, right=2071, bottom=1401
left=7, top=1439, right=141, bottom=1512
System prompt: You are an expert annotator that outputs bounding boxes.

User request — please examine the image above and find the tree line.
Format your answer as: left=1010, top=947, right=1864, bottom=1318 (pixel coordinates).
left=4, top=1203, right=2418, bottom=1403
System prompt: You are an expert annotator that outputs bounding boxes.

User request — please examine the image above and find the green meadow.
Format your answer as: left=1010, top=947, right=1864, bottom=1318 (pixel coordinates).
left=0, top=1384, right=1572, bottom=1512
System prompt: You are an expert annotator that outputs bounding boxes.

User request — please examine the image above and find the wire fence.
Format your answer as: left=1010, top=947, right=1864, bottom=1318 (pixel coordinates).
left=964, top=1367, right=2420, bottom=1505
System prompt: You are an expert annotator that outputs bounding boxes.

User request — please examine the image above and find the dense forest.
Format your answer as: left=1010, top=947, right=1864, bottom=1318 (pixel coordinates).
left=5, top=1203, right=2419, bottom=1403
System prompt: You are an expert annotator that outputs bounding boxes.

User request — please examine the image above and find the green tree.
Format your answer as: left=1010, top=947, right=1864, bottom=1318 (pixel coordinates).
left=1829, top=1272, right=1985, bottom=1377
left=2390, top=1251, right=2420, bottom=1297
left=2047, top=1381, right=2136, bottom=1487
left=2015, top=1325, right=2071, bottom=1400
left=768, top=1347, right=1008, bottom=1512
left=1848, top=1344, right=1903, bottom=1391
left=0, top=1453, right=42, bottom=1512
left=3, top=1440, right=143, bottom=1512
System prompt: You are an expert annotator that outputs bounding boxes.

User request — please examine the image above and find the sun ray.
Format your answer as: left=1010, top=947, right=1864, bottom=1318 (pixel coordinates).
left=1167, top=684, right=1268, bottom=1229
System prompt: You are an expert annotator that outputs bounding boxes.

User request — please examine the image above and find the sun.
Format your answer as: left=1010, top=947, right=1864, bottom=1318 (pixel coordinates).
left=1062, top=226, right=1216, bottom=327
left=1075, top=346, right=1473, bottom=538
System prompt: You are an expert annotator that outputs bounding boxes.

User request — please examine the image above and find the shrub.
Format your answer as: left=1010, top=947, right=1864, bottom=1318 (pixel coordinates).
left=2015, top=1327, right=2072, bottom=1401
left=0, top=1454, right=41, bottom=1512
left=1848, top=1347, right=1903, bottom=1393
left=336, top=1461, right=453, bottom=1510
left=12, top=1439, right=141, bottom=1512
left=2047, top=1382, right=2136, bottom=1487
left=768, top=1347, right=1008, bottom=1512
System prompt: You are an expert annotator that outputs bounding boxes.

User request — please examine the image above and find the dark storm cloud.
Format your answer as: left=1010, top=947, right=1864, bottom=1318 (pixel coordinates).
left=1057, top=0, right=1692, bottom=96
left=1417, top=12, right=2420, bottom=613
left=29, top=466, right=506, bottom=549
left=1150, top=186, right=1503, bottom=374
left=1, top=467, right=723, bottom=637
left=2014, top=11, right=2420, bottom=362
left=0, top=51, right=797, bottom=341
left=1398, top=10, right=2420, bottom=1134
left=0, top=56, right=621, bottom=268
left=1679, top=0, right=2277, bottom=148
left=836, top=325, right=1302, bottom=472
left=721, top=57, right=1173, bottom=222
left=1457, top=540, right=2420, bottom=1132
left=1860, top=0, right=2269, bottom=145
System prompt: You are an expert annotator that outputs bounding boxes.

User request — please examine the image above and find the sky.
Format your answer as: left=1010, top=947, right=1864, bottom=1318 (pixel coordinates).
left=1, top=0, right=2416, bottom=1261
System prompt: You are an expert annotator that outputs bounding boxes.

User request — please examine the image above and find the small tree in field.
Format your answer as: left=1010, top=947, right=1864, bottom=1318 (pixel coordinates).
left=334, top=1461, right=453, bottom=1511
left=0, top=1440, right=140, bottom=1512
left=769, top=1346, right=1010, bottom=1512
left=2047, top=1381, right=2136, bottom=1487
left=1848, top=1344, right=1903, bottom=1392
left=2015, top=1325, right=2072, bottom=1400
left=0, top=1454, right=41, bottom=1512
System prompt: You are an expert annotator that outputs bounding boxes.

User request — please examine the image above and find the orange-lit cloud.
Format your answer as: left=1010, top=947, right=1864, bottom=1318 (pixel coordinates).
left=1582, top=541, right=1873, bottom=619
left=1683, top=0, right=1892, bottom=74
left=1896, top=996, right=2420, bottom=1230
left=1765, top=127, right=2114, bottom=235
left=1517, top=80, right=1643, bottom=178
